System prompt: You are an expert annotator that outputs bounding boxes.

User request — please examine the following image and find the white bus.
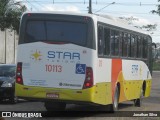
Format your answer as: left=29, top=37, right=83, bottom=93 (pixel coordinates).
left=16, top=12, right=153, bottom=111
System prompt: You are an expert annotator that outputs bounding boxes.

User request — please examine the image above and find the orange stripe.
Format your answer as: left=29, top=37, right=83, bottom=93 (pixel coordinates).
left=111, top=59, right=122, bottom=101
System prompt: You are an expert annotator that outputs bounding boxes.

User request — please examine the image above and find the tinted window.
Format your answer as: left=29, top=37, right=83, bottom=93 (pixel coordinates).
left=25, top=21, right=87, bottom=46
left=137, top=36, right=141, bottom=58
left=110, top=30, right=120, bottom=56
left=128, top=34, right=131, bottom=57
left=119, top=32, right=123, bottom=56
left=25, top=21, right=46, bottom=41
left=143, top=37, right=148, bottom=58
left=123, top=33, right=128, bottom=57
left=98, top=26, right=104, bottom=55
left=0, top=66, right=16, bottom=77
left=104, top=28, right=110, bottom=55
left=114, top=31, right=120, bottom=56
left=131, top=35, right=135, bottom=57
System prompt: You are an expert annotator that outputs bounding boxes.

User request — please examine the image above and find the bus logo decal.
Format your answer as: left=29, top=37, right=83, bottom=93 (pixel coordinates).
left=76, top=64, right=86, bottom=74
left=31, top=50, right=42, bottom=61
left=48, top=51, right=80, bottom=60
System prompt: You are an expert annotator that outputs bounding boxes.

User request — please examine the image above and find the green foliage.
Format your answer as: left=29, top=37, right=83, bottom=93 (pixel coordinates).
left=151, top=0, right=160, bottom=16
left=0, top=0, right=26, bottom=34
left=119, top=16, right=157, bottom=33
left=153, top=61, right=160, bottom=71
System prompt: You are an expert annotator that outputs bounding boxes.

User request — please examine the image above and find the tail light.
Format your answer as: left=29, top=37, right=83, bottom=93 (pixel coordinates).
left=16, top=62, right=23, bottom=85
left=83, top=67, right=93, bottom=89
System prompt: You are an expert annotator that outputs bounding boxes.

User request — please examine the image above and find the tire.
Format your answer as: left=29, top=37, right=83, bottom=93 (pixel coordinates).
left=10, top=92, right=18, bottom=104
left=113, top=86, right=119, bottom=111
left=44, top=102, right=66, bottom=111
left=134, top=88, right=143, bottom=107
left=107, top=86, right=119, bottom=112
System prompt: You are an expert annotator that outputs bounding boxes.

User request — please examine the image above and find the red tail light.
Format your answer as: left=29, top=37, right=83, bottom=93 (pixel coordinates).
left=83, top=67, right=93, bottom=89
left=16, top=62, right=23, bottom=85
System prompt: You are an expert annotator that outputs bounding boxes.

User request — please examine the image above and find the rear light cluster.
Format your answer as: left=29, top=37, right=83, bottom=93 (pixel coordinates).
left=83, top=67, right=93, bottom=89
left=16, top=62, right=23, bottom=85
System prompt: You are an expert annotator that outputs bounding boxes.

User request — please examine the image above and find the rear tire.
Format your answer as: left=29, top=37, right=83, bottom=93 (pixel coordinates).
left=113, top=86, right=119, bottom=111
left=44, top=101, right=66, bottom=111
left=134, top=88, right=143, bottom=107
left=10, top=92, right=18, bottom=104
left=107, top=86, right=119, bottom=112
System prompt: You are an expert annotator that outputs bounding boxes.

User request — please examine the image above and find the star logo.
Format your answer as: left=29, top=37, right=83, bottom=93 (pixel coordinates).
left=31, top=50, right=42, bottom=61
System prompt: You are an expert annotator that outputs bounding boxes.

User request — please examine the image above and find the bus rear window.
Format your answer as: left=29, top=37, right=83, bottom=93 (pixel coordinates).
left=25, top=20, right=87, bottom=46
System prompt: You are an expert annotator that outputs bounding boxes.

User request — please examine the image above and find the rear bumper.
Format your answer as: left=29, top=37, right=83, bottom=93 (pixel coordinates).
left=17, top=96, right=99, bottom=106
left=16, top=84, right=94, bottom=102
left=15, top=82, right=112, bottom=105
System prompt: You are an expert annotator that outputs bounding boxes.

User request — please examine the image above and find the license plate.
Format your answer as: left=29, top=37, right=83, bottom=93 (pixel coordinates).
left=46, top=93, right=59, bottom=99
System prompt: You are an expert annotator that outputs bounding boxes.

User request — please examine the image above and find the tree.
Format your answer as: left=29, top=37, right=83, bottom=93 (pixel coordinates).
left=151, top=0, right=160, bottom=15
left=0, top=0, right=26, bottom=34
left=119, top=16, right=157, bottom=34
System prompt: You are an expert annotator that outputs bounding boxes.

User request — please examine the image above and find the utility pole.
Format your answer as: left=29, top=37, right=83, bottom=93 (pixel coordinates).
left=88, top=0, right=92, bottom=14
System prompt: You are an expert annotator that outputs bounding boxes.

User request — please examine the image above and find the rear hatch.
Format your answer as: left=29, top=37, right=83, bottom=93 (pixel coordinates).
left=17, top=13, right=95, bottom=90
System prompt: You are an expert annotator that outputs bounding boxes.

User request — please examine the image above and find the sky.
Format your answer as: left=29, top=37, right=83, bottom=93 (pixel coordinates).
left=15, top=0, right=160, bottom=43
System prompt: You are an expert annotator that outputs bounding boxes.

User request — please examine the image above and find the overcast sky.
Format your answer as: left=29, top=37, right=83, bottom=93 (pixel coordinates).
left=15, top=0, right=160, bottom=43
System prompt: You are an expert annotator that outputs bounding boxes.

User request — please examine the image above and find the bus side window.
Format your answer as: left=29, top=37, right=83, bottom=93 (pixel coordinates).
left=111, top=30, right=119, bottom=56
left=137, top=36, right=141, bottom=58
left=131, top=35, right=135, bottom=58
left=115, top=31, right=120, bottom=56
left=104, top=28, right=110, bottom=56
left=127, top=34, right=131, bottom=57
left=140, top=36, right=143, bottom=58
left=110, top=30, right=115, bottom=56
left=143, top=37, right=148, bottom=58
left=98, top=25, right=104, bottom=56
left=119, top=32, right=123, bottom=56
left=123, top=33, right=128, bottom=57
left=134, top=35, right=138, bottom=58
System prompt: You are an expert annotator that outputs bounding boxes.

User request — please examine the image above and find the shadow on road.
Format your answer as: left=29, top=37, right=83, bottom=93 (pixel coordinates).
left=41, top=103, right=135, bottom=118
left=0, top=99, right=30, bottom=105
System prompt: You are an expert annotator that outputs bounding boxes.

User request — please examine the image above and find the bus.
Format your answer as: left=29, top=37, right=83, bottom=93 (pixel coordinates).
left=16, top=12, right=153, bottom=111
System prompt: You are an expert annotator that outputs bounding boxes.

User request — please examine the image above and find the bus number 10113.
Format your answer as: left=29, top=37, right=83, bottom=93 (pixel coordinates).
left=45, top=64, right=62, bottom=72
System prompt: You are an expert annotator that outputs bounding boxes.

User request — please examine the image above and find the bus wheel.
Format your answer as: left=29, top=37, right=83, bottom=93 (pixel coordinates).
left=107, top=86, right=119, bottom=112
left=134, top=88, right=143, bottom=107
left=44, top=101, right=66, bottom=111
left=112, top=86, right=119, bottom=111
left=10, top=92, right=18, bottom=104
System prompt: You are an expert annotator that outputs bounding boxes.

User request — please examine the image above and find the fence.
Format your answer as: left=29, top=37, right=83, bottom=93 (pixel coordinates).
left=0, top=29, right=18, bottom=64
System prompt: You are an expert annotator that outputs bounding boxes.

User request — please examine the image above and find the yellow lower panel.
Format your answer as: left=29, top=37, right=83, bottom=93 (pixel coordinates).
left=144, top=80, right=152, bottom=97
left=123, top=79, right=151, bottom=100
left=93, top=82, right=112, bottom=105
left=16, top=82, right=112, bottom=105
left=117, top=72, right=152, bottom=101
left=124, top=80, right=142, bottom=100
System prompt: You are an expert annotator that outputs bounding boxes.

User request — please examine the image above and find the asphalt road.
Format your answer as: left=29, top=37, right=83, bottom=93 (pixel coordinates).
left=1, top=71, right=160, bottom=120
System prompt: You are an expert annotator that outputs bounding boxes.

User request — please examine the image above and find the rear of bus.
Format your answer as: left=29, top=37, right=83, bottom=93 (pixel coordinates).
left=15, top=12, right=96, bottom=110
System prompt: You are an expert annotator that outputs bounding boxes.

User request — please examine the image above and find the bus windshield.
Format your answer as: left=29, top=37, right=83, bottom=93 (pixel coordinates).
left=24, top=20, right=87, bottom=46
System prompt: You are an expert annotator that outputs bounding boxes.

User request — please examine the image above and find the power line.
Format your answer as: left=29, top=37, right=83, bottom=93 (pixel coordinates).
left=19, top=0, right=159, bottom=15
left=104, top=10, right=157, bottom=15
left=94, top=2, right=115, bottom=13
left=25, top=0, right=39, bottom=11
left=19, top=1, right=159, bottom=6
left=32, top=0, right=50, bottom=10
